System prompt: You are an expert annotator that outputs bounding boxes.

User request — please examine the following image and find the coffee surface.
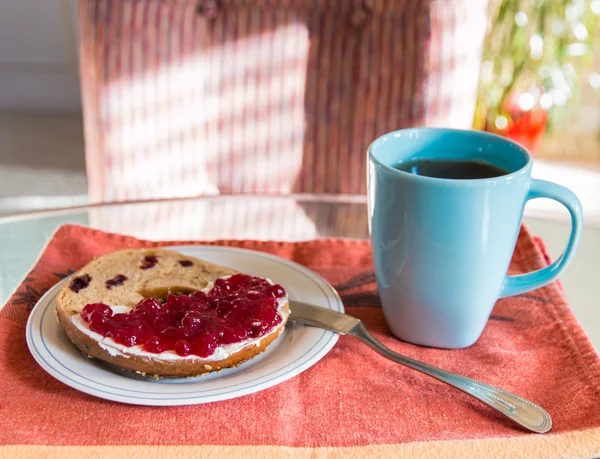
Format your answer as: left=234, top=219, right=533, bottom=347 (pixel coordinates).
left=394, top=159, right=509, bottom=179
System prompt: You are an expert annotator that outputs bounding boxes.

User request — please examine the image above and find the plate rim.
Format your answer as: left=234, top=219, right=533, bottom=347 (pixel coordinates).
left=26, top=244, right=343, bottom=405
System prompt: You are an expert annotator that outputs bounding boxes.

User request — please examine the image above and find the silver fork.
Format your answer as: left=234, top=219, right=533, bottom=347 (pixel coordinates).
left=289, top=301, right=552, bottom=434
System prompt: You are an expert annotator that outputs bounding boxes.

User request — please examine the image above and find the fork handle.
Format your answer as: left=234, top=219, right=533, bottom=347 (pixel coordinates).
left=350, top=323, right=552, bottom=433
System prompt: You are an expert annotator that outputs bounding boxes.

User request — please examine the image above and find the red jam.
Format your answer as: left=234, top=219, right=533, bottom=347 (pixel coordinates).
left=80, top=274, right=286, bottom=358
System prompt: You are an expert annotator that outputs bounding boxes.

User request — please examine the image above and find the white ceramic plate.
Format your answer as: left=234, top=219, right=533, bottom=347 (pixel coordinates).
left=26, top=245, right=343, bottom=406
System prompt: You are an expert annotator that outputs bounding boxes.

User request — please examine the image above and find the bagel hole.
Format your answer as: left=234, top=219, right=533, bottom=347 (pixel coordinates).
left=138, top=286, right=199, bottom=302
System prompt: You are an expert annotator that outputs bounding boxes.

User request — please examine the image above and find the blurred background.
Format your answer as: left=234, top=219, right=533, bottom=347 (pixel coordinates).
left=0, top=0, right=598, bottom=220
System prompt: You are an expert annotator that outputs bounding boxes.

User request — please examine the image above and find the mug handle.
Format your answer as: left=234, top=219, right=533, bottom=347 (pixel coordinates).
left=500, top=179, right=583, bottom=298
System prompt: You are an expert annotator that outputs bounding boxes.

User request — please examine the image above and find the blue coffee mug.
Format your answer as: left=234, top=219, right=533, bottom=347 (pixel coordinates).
left=368, top=128, right=582, bottom=349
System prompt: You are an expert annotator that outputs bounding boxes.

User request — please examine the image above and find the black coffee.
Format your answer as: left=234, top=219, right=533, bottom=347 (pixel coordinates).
left=394, top=159, right=509, bottom=179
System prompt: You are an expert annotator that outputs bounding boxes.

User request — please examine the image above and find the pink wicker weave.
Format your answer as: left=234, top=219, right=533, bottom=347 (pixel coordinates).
left=79, top=0, right=487, bottom=203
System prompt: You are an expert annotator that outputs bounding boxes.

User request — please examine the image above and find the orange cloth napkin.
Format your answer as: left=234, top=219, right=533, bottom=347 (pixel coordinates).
left=1, top=224, right=599, bottom=458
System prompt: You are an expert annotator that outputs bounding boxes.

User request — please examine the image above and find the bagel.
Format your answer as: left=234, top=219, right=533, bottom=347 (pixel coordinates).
left=55, top=248, right=289, bottom=378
